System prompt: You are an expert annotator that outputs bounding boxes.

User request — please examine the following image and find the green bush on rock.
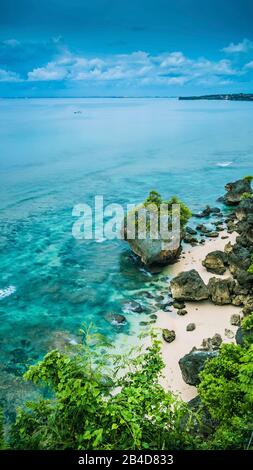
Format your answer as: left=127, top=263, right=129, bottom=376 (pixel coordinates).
left=197, top=342, right=253, bottom=449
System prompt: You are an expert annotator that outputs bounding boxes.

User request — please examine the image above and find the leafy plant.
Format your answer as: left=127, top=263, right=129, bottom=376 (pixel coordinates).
left=244, top=175, right=253, bottom=182
left=241, top=192, right=253, bottom=200
left=198, top=342, right=253, bottom=449
left=247, top=255, right=253, bottom=274
left=9, top=328, right=197, bottom=450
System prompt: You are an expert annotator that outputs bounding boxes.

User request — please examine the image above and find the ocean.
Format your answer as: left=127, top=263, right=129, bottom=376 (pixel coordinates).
left=0, top=97, right=252, bottom=410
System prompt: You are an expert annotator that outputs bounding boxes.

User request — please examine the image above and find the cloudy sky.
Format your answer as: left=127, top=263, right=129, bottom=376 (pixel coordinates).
left=1, top=0, right=253, bottom=96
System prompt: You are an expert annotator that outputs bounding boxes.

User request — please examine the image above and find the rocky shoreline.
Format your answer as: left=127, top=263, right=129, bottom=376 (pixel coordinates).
left=122, top=176, right=253, bottom=400
left=156, top=176, right=253, bottom=400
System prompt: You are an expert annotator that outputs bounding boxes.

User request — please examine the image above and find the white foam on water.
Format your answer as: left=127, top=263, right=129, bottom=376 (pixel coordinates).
left=216, top=161, right=233, bottom=167
left=0, top=285, right=16, bottom=299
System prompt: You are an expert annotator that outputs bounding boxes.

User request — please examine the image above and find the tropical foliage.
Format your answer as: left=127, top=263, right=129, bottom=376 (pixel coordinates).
left=5, top=317, right=253, bottom=450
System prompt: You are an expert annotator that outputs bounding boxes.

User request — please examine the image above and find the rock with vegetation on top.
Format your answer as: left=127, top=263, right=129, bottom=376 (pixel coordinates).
left=179, top=349, right=218, bottom=385
left=202, top=250, right=227, bottom=275
left=207, top=277, right=235, bottom=305
left=162, top=329, right=176, bottom=343
left=223, top=177, right=252, bottom=206
left=122, top=191, right=191, bottom=265
left=171, top=269, right=209, bottom=301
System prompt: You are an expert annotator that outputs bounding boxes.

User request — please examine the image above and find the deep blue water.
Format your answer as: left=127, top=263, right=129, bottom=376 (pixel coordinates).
left=0, top=97, right=253, bottom=410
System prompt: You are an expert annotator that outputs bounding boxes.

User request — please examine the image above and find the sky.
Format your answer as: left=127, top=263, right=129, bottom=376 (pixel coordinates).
left=0, top=0, right=253, bottom=97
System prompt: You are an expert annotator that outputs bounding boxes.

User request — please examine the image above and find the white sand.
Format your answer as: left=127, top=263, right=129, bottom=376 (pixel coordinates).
left=155, top=230, right=241, bottom=402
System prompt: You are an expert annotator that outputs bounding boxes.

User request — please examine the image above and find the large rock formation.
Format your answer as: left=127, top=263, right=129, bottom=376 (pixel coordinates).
left=124, top=234, right=182, bottom=266
left=202, top=250, right=227, bottom=275
left=179, top=349, right=218, bottom=385
left=223, top=177, right=252, bottom=206
left=207, top=277, right=235, bottom=305
left=122, top=191, right=191, bottom=265
left=170, top=269, right=209, bottom=301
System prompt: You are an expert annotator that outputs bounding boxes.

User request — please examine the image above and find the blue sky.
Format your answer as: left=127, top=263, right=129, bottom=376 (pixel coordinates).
left=1, top=0, right=253, bottom=96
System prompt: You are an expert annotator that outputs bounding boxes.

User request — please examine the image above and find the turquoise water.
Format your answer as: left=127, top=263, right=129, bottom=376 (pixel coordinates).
left=0, top=98, right=253, bottom=412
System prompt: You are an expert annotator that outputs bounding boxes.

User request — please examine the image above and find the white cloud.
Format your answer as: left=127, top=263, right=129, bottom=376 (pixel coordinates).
left=160, top=52, right=189, bottom=68
left=0, top=68, right=21, bottom=82
left=28, top=62, right=68, bottom=81
left=26, top=47, right=243, bottom=88
left=222, top=38, right=253, bottom=54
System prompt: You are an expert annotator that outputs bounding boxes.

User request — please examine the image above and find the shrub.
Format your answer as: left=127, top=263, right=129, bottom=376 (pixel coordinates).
left=9, top=329, right=197, bottom=450
left=244, top=175, right=253, bottom=182
left=241, top=192, right=253, bottom=200
left=198, top=342, right=253, bottom=449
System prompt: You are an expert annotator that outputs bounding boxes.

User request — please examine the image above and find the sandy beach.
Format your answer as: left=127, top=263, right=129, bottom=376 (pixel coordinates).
left=155, top=230, right=241, bottom=401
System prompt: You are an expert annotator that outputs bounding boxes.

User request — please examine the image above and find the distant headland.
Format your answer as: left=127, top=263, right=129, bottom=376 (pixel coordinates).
left=179, top=93, right=253, bottom=101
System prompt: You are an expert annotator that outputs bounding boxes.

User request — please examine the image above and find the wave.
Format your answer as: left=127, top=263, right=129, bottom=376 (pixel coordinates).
left=216, top=161, right=233, bottom=167
left=0, top=285, right=16, bottom=300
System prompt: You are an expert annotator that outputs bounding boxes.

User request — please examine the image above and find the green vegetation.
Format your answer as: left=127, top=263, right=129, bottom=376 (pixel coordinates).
left=143, top=190, right=192, bottom=229
left=143, top=190, right=162, bottom=208
left=8, top=329, right=196, bottom=450
left=247, top=255, right=253, bottom=274
left=244, top=175, right=253, bottom=183
left=241, top=192, right=253, bottom=200
left=5, top=318, right=253, bottom=450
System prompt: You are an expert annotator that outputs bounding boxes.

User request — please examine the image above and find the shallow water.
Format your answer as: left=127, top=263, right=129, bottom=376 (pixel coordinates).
left=0, top=97, right=252, bottom=410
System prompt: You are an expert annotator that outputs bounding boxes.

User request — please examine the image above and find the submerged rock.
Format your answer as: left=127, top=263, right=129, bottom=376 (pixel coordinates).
left=185, top=226, right=197, bottom=235
left=179, top=349, right=218, bottom=385
left=122, top=300, right=143, bottom=313
left=171, top=269, right=209, bottom=301
left=105, top=312, right=127, bottom=326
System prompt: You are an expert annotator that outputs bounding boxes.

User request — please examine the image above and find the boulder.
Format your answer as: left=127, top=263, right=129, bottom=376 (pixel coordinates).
left=162, top=329, right=176, bottom=343
left=202, top=250, right=227, bottom=275
left=186, top=323, right=196, bottom=331
left=179, top=349, right=218, bottom=385
left=225, top=328, right=235, bottom=339
left=173, top=301, right=186, bottom=309
left=223, top=178, right=252, bottom=206
left=201, top=333, right=222, bottom=351
left=230, top=314, right=241, bottom=326
left=171, top=269, right=209, bottom=301
left=123, top=205, right=183, bottom=265
left=105, top=313, right=127, bottom=325
left=193, top=205, right=221, bottom=218
left=185, top=226, right=197, bottom=235
left=208, top=277, right=235, bottom=305
left=177, top=309, right=188, bottom=316
left=122, top=300, right=143, bottom=313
